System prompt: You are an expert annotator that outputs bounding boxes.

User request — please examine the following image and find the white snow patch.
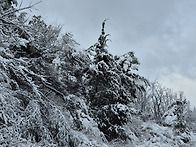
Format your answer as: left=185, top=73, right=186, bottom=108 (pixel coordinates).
left=52, top=57, right=61, bottom=67
left=116, top=103, right=129, bottom=112
left=0, top=54, right=9, bottom=63
left=0, top=47, right=5, bottom=51
left=19, top=38, right=29, bottom=47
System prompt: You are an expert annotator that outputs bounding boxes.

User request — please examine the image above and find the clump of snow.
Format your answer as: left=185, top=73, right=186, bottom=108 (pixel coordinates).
left=19, top=38, right=29, bottom=47
left=115, top=103, right=129, bottom=113
left=52, top=56, right=60, bottom=68
left=68, top=75, right=77, bottom=82
left=162, top=105, right=177, bottom=126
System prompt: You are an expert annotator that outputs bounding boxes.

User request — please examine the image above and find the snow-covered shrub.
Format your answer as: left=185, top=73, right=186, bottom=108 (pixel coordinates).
left=95, top=103, right=131, bottom=141
left=136, top=122, right=186, bottom=146
left=162, top=100, right=187, bottom=130
left=162, top=100, right=190, bottom=143
left=162, top=105, right=177, bottom=126
left=65, top=95, right=107, bottom=143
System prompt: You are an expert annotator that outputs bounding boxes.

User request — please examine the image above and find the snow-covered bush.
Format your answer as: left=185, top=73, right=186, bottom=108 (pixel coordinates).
left=162, top=100, right=187, bottom=129
left=95, top=103, right=131, bottom=141
left=161, top=99, right=190, bottom=143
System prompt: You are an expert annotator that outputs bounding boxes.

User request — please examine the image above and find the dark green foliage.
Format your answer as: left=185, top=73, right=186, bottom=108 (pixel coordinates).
left=84, top=20, right=148, bottom=140
left=96, top=104, right=130, bottom=141
left=85, top=21, right=147, bottom=106
left=10, top=42, right=42, bottom=58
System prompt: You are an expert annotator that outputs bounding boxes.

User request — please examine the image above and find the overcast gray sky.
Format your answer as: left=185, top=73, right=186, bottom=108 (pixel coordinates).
left=19, top=0, right=196, bottom=107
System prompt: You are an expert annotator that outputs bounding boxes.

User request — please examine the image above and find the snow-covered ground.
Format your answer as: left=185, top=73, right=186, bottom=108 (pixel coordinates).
left=107, top=117, right=196, bottom=147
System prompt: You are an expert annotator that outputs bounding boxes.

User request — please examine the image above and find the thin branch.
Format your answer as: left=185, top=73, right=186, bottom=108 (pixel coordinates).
left=42, top=81, right=64, bottom=97
left=19, top=1, right=23, bottom=8
left=18, top=66, right=67, bottom=102
left=2, top=1, right=42, bottom=17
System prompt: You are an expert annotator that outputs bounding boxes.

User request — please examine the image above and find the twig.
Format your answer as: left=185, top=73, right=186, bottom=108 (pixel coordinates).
left=2, top=1, right=42, bottom=18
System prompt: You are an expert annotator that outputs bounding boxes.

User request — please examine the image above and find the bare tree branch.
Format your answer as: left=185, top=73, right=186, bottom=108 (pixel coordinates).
left=1, top=1, right=42, bottom=17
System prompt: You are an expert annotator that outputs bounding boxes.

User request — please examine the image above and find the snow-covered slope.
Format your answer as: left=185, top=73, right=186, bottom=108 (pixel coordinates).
left=0, top=46, right=108, bottom=146
left=1, top=44, right=196, bottom=146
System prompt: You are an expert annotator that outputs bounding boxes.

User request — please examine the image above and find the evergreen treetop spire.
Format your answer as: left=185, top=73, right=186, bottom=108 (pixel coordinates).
left=101, top=19, right=107, bottom=35
left=97, top=19, right=109, bottom=51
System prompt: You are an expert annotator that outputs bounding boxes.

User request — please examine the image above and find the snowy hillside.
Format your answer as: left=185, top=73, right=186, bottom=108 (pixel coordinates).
left=0, top=1, right=196, bottom=146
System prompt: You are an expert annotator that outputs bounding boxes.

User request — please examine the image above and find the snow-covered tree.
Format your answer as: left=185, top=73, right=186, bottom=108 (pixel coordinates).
left=27, top=15, right=61, bottom=59
left=136, top=81, right=183, bottom=123
left=84, top=20, right=148, bottom=140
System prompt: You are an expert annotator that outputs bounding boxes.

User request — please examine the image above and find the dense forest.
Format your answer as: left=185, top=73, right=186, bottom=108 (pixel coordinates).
left=0, top=1, right=196, bottom=146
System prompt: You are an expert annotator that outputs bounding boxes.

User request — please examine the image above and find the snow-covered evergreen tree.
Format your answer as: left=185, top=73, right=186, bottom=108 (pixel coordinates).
left=84, top=20, right=148, bottom=140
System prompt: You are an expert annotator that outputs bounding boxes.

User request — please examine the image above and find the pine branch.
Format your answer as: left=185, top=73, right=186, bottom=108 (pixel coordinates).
left=19, top=66, right=67, bottom=102
left=0, top=17, right=31, bottom=40
left=41, top=80, right=66, bottom=99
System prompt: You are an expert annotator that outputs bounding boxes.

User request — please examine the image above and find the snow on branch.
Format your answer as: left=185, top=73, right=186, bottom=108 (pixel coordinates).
left=0, top=17, right=31, bottom=40
left=1, top=1, right=42, bottom=18
left=0, top=1, right=42, bottom=40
